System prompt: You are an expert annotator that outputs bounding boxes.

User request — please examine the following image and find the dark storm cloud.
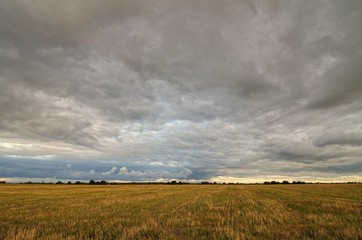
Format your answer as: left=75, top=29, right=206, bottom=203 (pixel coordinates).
left=0, top=0, right=361, bottom=182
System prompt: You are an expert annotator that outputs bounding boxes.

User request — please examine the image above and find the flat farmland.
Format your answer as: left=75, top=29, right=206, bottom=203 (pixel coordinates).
left=0, top=184, right=361, bottom=240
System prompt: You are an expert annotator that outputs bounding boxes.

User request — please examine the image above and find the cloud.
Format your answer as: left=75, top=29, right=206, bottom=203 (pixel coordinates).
left=0, top=0, right=361, bottom=182
left=117, top=165, right=192, bottom=179
left=102, top=167, right=118, bottom=176
left=306, top=54, right=362, bottom=110
left=119, top=167, right=128, bottom=175
left=314, top=131, right=362, bottom=147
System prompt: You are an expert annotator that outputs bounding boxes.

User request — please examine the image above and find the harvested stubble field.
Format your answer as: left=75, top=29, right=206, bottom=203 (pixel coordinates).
left=0, top=184, right=361, bottom=240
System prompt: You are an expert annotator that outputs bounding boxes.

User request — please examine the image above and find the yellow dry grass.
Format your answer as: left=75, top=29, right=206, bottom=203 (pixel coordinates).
left=0, top=184, right=361, bottom=239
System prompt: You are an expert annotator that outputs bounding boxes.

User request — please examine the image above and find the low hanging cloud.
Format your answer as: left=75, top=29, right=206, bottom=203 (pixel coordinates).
left=0, top=0, right=361, bottom=182
left=119, top=167, right=128, bottom=175
left=118, top=166, right=192, bottom=179
left=102, top=167, right=118, bottom=176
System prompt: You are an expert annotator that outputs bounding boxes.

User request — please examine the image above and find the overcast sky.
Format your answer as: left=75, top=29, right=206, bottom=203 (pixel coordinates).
left=1, top=0, right=361, bottom=183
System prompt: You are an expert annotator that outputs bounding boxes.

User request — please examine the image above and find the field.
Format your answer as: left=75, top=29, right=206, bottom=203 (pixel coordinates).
left=0, top=184, right=361, bottom=240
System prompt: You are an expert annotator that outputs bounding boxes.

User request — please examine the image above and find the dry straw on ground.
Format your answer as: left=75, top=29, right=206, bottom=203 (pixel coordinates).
left=1, top=184, right=361, bottom=239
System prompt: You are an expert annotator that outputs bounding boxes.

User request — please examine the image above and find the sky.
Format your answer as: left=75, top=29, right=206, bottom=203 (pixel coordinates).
left=0, top=0, right=362, bottom=183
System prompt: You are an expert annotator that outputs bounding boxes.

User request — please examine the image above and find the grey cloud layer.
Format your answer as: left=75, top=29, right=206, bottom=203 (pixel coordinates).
left=0, top=0, right=361, bottom=181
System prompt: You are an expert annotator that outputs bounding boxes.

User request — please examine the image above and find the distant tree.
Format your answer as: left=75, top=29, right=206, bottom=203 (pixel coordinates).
left=89, top=180, right=95, bottom=185
left=282, top=180, right=289, bottom=184
left=264, top=181, right=271, bottom=185
left=67, top=181, right=72, bottom=184
left=201, top=181, right=209, bottom=184
left=56, top=181, right=64, bottom=184
left=100, top=180, right=107, bottom=185
left=170, top=180, right=177, bottom=184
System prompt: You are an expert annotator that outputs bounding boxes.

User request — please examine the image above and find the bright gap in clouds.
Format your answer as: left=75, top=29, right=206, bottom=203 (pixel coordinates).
left=0, top=0, right=362, bottom=183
